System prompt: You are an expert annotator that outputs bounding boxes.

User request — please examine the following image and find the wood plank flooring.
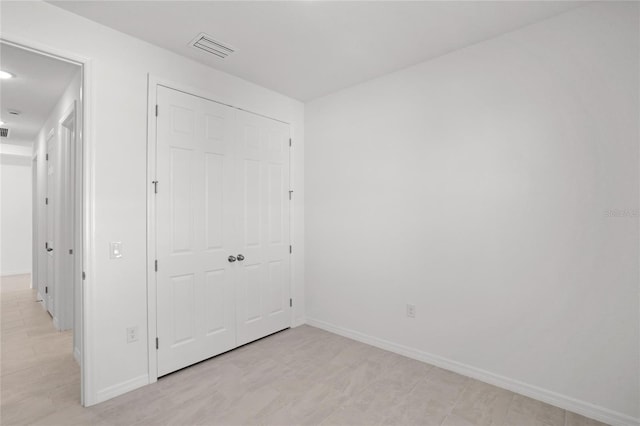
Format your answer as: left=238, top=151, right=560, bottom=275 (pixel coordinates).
left=1, top=281, right=608, bottom=426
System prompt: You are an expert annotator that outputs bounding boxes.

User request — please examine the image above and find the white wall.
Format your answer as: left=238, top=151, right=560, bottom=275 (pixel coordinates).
left=0, top=143, right=33, bottom=157
left=1, top=1, right=305, bottom=405
left=306, top=2, right=638, bottom=424
left=0, top=155, right=32, bottom=276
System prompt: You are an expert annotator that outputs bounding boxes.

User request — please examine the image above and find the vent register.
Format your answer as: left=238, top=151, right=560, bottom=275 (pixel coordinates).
left=189, top=33, right=235, bottom=59
left=1, top=111, right=18, bottom=138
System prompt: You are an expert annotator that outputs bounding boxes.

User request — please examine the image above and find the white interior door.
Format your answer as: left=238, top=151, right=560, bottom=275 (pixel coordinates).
left=156, top=86, right=237, bottom=376
left=46, top=136, right=57, bottom=315
left=57, top=118, right=75, bottom=332
left=235, top=110, right=291, bottom=346
left=155, top=86, right=292, bottom=376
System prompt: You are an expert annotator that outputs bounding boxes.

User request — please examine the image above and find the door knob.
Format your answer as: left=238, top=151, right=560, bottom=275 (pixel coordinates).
left=237, top=254, right=245, bottom=261
left=228, top=255, right=236, bottom=263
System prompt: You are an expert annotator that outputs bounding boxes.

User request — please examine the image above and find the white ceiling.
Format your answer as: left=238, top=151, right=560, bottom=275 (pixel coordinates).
left=0, top=43, right=80, bottom=146
left=50, top=1, right=583, bottom=101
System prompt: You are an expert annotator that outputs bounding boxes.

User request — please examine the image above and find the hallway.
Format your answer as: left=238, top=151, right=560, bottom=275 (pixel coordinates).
left=1, top=275, right=86, bottom=425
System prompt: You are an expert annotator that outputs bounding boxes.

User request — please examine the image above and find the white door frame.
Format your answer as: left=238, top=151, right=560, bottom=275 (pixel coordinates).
left=146, top=75, right=293, bottom=383
left=0, top=37, right=95, bottom=406
left=31, top=153, right=38, bottom=290
left=40, top=128, right=55, bottom=307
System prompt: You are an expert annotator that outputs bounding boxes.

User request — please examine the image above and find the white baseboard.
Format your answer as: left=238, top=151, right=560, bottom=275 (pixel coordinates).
left=1, top=272, right=32, bottom=292
left=95, top=374, right=149, bottom=404
left=292, top=316, right=306, bottom=328
left=52, top=316, right=60, bottom=331
left=306, top=317, right=639, bottom=426
left=0, top=270, right=31, bottom=277
left=73, top=347, right=81, bottom=365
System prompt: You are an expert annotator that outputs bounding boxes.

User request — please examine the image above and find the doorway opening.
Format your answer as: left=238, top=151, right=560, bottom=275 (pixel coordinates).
left=0, top=40, right=86, bottom=407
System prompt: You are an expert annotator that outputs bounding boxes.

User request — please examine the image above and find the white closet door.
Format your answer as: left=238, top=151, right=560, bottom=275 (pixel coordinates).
left=235, top=110, right=291, bottom=346
left=156, top=86, right=237, bottom=376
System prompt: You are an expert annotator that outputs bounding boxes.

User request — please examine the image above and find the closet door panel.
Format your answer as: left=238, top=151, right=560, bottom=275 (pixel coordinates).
left=156, top=87, right=237, bottom=376
left=235, top=110, right=291, bottom=346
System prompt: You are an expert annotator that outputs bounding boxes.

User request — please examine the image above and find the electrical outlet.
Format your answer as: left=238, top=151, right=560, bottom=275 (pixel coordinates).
left=406, top=304, right=416, bottom=318
left=126, top=326, right=138, bottom=343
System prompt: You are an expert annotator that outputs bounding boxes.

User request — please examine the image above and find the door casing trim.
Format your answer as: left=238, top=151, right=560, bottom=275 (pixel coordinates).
left=0, top=36, right=94, bottom=406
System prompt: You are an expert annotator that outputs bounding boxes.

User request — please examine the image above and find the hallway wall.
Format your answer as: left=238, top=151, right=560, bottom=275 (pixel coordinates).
left=0, top=155, right=32, bottom=277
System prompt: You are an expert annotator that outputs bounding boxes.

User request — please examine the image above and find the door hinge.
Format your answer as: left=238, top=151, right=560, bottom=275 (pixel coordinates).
left=289, top=138, right=292, bottom=147
left=155, top=104, right=159, bottom=117
left=69, top=249, right=73, bottom=255
left=290, top=298, right=292, bottom=307
left=154, top=259, right=158, bottom=272
left=45, top=197, right=49, bottom=205
left=289, top=190, right=293, bottom=200
left=156, top=337, right=159, bottom=350
left=152, top=181, right=158, bottom=194
left=45, top=286, right=48, bottom=294
left=46, top=153, right=49, bottom=161
left=289, top=245, right=292, bottom=254
left=82, top=271, right=86, bottom=280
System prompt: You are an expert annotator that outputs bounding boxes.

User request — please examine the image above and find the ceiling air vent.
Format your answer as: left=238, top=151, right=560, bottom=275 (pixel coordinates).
left=189, top=33, right=235, bottom=59
left=0, top=128, right=9, bottom=138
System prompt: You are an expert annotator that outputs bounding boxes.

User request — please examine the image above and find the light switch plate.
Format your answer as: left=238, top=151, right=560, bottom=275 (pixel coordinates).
left=110, top=242, right=123, bottom=259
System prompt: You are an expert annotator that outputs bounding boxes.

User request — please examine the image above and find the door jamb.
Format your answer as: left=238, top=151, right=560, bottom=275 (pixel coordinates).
left=146, top=75, right=159, bottom=384
left=146, top=75, right=293, bottom=383
left=44, top=128, right=55, bottom=315
left=0, top=36, right=95, bottom=407
left=31, top=153, right=38, bottom=291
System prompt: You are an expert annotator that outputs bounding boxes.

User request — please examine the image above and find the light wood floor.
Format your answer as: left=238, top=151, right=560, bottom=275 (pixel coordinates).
left=1, top=282, right=607, bottom=426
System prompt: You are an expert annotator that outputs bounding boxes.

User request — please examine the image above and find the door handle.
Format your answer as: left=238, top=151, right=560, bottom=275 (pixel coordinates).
left=237, top=254, right=245, bottom=261
left=47, top=247, right=53, bottom=252
left=228, top=255, right=236, bottom=263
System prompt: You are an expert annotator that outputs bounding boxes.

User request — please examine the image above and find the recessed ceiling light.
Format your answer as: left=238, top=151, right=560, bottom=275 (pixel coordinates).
left=0, top=121, right=4, bottom=126
left=0, top=70, right=15, bottom=79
